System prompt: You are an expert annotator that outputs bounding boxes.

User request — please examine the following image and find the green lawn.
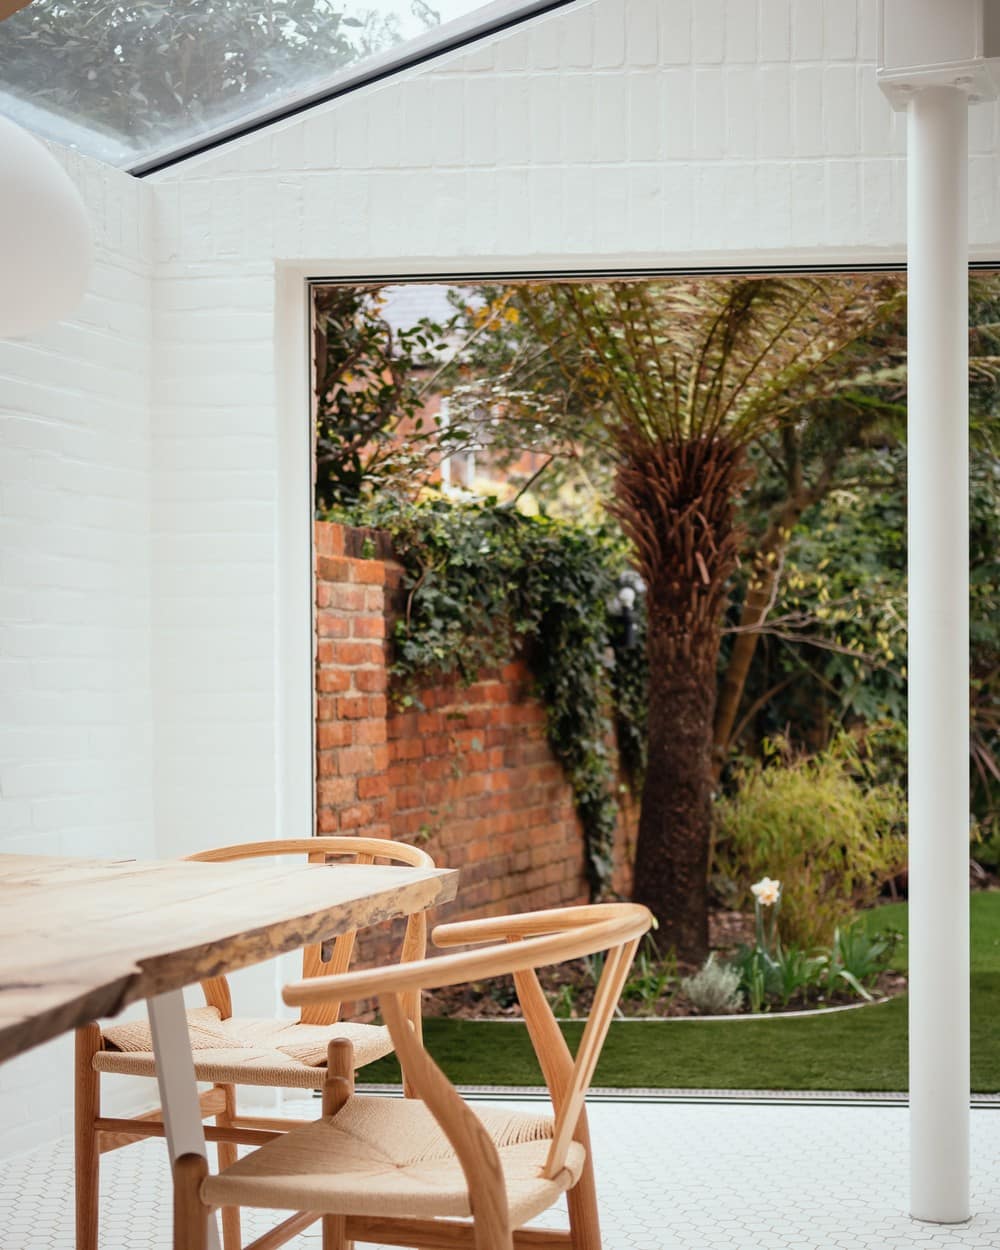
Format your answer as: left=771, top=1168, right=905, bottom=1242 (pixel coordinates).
left=363, top=892, right=1000, bottom=1092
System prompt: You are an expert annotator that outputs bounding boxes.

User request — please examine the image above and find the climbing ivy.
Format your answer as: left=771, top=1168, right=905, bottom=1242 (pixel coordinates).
left=335, top=496, right=647, bottom=895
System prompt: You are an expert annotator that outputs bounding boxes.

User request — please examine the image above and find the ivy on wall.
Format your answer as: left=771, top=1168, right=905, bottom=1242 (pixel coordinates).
left=334, top=497, right=647, bottom=895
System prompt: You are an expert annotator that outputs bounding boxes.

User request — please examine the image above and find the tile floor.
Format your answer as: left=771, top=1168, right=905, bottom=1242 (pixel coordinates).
left=1, top=1094, right=999, bottom=1249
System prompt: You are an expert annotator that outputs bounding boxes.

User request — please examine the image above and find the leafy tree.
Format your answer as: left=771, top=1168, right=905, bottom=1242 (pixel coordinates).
left=736, top=441, right=999, bottom=835
left=711, top=361, right=906, bottom=773
left=313, top=285, right=459, bottom=510
left=724, top=276, right=1000, bottom=831
left=442, top=286, right=616, bottom=514
left=0, top=0, right=414, bottom=160
left=729, top=456, right=909, bottom=751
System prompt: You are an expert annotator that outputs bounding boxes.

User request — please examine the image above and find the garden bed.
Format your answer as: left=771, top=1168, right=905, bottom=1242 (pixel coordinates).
left=421, top=908, right=907, bottom=1022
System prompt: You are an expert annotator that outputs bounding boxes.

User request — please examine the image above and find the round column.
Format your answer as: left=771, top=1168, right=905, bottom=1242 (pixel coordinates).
left=906, top=84, right=970, bottom=1224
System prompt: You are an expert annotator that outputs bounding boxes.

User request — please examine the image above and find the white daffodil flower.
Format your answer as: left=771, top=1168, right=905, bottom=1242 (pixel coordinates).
left=750, top=876, right=781, bottom=907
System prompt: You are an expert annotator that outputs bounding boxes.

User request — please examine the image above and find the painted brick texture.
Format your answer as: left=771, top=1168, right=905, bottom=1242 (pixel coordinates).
left=315, top=522, right=635, bottom=967
left=0, top=149, right=156, bottom=1157
left=153, top=0, right=1000, bottom=265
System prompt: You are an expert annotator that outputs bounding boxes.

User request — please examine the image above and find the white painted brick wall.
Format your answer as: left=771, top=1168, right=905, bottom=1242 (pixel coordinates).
left=150, top=267, right=279, bottom=864
left=151, top=0, right=999, bottom=265
left=0, top=150, right=156, bottom=1156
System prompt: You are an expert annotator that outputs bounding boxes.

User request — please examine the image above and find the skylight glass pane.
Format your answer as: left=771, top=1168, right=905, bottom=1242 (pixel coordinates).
left=0, top=0, right=514, bottom=171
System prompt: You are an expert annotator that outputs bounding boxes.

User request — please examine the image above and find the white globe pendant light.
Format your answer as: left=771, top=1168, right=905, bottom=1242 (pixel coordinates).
left=0, top=113, right=93, bottom=339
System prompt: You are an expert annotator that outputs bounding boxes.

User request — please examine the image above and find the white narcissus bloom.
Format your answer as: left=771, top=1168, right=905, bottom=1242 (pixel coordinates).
left=750, top=877, right=781, bottom=907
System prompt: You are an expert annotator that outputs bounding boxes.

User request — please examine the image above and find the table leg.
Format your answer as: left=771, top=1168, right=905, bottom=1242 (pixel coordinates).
left=147, top=990, right=222, bottom=1250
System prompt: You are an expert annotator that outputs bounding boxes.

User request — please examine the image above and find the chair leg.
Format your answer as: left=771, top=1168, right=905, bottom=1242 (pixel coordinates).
left=565, top=1116, right=602, bottom=1250
left=214, top=1084, right=242, bottom=1250
left=472, top=1219, right=514, bottom=1250
left=74, top=1024, right=102, bottom=1250
left=173, top=1153, right=210, bottom=1250
left=322, top=1214, right=347, bottom=1250
left=321, top=1038, right=356, bottom=1117
left=321, top=1042, right=356, bottom=1250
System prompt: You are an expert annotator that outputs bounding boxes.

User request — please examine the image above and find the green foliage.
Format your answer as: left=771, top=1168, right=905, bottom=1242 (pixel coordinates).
left=622, top=938, right=677, bottom=1014
left=338, top=495, right=644, bottom=893
left=727, top=945, right=796, bottom=1012
left=714, top=278, right=998, bottom=840
left=714, top=735, right=907, bottom=948
left=314, top=287, right=463, bottom=511
left=608, top=570, right=648, bottom=788
left=974, top=827, right=1000, bottom=871
left=749, top=456, right=908, bottom=727
left=511, top=279, right=902, bottom=451
left=725, top=919, right=898, bottom=1013
left=969, top=456, right=1000, bottom=834
left=732, top=412, right=998, bottom=833
left=827, top=922, right=901, bottom=994
left=770, top=944, right=826, bottom=1007
left=549, top=984, right=578, bottom=1019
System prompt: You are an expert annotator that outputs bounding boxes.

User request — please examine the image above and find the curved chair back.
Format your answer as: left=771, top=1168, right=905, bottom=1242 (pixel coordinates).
left=187, top=837, right=435, bottom=1029
left=283, top=902, right=652, bottom=1179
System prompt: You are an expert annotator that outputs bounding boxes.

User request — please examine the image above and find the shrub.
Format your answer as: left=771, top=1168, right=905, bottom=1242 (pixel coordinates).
left=713, top=735, right=906, bottom=948
left=681, top=955, right=743, bottom=1015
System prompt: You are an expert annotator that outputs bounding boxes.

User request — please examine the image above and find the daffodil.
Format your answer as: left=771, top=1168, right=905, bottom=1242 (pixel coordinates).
left=750, top=876, right=781, bottom=907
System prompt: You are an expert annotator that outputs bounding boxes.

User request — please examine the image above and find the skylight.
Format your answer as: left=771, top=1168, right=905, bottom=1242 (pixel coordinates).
left=0, top=0, right=571, bottom=175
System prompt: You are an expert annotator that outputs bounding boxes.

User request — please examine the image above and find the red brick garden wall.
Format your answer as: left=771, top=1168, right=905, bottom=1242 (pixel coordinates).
left=315, top=521, right=635, bottom=963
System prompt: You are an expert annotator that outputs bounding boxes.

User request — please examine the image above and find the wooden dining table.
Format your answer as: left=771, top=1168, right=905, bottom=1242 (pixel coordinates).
left=0, top=851, right=458, bottom=1249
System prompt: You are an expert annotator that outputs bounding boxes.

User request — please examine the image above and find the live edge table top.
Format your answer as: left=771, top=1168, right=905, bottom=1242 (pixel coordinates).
left=0, top=853, right=458, bottom=1064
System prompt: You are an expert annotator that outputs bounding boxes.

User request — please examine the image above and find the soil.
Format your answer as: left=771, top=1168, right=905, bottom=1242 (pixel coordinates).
left=420, top=908, right=908, bottom=1021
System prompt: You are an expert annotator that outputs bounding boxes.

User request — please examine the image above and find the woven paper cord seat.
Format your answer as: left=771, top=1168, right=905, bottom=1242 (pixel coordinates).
left=202, top=1095, right=586, bottom=1225
left=95, top=1006, right=392, bottom=1089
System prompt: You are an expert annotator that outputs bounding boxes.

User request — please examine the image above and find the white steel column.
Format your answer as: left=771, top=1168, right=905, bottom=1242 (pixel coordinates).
left=906, top=85, right=970, bottom=1225
left=148, top=991, right=222, bottom=1250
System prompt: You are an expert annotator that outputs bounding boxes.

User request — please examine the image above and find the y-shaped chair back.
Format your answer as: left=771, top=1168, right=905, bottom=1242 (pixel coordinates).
left=283, top=903, right=652, bottom=1187
left=188, top=836, right=435, bottom=1034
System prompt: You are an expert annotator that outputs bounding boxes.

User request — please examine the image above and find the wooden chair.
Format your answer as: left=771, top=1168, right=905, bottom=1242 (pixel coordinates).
left=74, top=836, right=436, bottom=1250
left=173, top=901, right=652, bottom=1250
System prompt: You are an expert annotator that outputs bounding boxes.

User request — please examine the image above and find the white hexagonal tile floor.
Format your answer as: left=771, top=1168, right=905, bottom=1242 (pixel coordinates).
left=1, top=1094, right=999, bottom=1249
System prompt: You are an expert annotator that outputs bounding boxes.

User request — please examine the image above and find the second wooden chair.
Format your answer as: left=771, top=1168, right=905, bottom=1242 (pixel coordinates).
left=74, top=835, right=437, bottom=1250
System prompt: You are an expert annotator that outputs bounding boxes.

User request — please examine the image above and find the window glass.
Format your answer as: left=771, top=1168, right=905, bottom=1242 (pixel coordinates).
left=0, top=0, right=519, bottom=170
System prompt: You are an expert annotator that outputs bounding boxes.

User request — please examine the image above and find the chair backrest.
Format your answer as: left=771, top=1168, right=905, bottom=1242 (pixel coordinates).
left=282, top=902, right=652, bottom=1178
left=186, top=837, right=435, bottom=1027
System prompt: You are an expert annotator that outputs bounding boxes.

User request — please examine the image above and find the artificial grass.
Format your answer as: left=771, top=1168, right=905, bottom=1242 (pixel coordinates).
left=864, top=889, right=1000, bottom=975
left=363, top=891, right=1000, bottom=1093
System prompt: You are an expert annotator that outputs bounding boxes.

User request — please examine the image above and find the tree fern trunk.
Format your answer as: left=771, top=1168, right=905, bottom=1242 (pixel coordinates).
left=615, top=436, right=746, bottom=962
left=633, top=632, right=716, bottom=960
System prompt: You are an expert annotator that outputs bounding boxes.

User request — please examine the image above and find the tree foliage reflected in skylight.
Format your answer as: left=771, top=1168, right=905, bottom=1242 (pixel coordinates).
left=0, top=0, right=501, bottom=170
